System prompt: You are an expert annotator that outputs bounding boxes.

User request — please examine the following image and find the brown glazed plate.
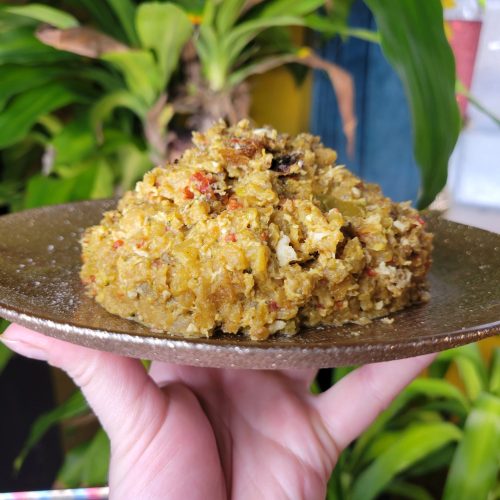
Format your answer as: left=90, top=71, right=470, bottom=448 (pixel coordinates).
left=0, top=199, right=498, bottom=369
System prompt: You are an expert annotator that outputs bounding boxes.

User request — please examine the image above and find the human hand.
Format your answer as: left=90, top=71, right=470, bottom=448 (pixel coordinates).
left=1, top=324, right=435, bottom=500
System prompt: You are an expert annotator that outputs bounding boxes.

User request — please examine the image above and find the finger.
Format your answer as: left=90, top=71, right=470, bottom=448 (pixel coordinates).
left=314, top=354, right=436, bottom=452
left=280, top=368, right=318, bottom=389
left=149, top=360, right=188, bottom=386
left=0, top=324, right=165, bottom=444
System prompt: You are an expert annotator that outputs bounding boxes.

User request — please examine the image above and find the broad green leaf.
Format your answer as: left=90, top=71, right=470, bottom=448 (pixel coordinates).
left=102, top=50, right=162, bottom=106
left=0, top=26, right=74, bottom=64
left=490, top=348, right=500, bottom=396
left=24, top=175, right=76, bottom=209
left=15, top=390, right=89, bottom=470
left=443, top=393, right=500, bottom=500
left=105, top=0, right=139, bottom=46
left=57, top=429, right=110, bottom=487
left=135, top=2, right=193, bottom=87
left=0, top=65, right=68, bottom=112
left=0, top=82, right=83, bottom=149
left=363, top=0, right=460, bottom=208
left=351, top=422, right=462, bottom=500
left=5, top=4, right=79, bottom=29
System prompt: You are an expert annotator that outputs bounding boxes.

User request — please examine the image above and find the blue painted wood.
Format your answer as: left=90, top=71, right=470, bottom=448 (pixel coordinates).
left=311, top=0, right=420, bottom=203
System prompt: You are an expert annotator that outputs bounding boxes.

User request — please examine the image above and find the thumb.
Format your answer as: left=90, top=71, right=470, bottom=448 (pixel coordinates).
left=0, top=323, right=165, bottom=444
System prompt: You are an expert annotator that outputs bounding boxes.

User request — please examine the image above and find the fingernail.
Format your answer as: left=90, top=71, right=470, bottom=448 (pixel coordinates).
left=0, top=336, right=48, bottom=362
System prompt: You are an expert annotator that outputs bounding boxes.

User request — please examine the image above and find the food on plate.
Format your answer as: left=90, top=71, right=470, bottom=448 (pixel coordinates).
left=80, top=120, right=432, bottom=340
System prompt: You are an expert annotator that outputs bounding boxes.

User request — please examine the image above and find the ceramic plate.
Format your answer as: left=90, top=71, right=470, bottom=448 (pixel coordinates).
left=0, top=200, right=498, bottom=369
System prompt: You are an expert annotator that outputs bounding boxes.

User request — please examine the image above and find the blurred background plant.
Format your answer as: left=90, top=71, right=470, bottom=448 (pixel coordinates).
left=0, top=0, right=498, bottom=496
left=0, top=0, right=460, bottom=214
left=326, top=344, right=500, bottom=500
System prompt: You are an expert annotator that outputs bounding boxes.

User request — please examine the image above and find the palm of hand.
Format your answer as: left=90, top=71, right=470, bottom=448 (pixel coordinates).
left=0, top=325, right=433, bottom=500
left=113, top=365, right=336, bottom=500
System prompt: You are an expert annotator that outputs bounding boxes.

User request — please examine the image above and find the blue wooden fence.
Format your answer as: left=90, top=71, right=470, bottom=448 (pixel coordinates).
left=311, top=0, right=420, bottom=203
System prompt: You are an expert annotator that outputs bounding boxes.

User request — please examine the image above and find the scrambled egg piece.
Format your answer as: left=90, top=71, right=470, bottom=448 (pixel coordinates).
left=80, top=120, right=432, bottom=340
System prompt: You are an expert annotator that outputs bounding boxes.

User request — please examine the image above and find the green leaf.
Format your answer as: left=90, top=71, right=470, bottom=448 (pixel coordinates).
left=105, top=0, right=139, bottom=46
left=224, top=16, right=304, bottom=61
left=404, top=443, right=456, bottom=478
left=135, top=2, right=193, bottom=88
left=363, top=0, right=460, bottom=208
left=455, top=356, right=486, bottom=402
left=215, top=0, right=246, bottom=34
left=0, top=180, right=22, bottom=208
left=0, top=343, right=13, bottom=374
left=5, top=4, right=79, bottom=29
left=1, top=318, right=10, bottom=333
left=15, top=390, right=89, bottom=470
left=90, top=160, right=115, bottom=199
left=0, top=65, right=70, bottom=112
left=0, top=82, right=83, bottom=149
left=24, top=175, right=76, bottom=209
left=57, top=428, right=110, bottom=487
left=0, top=320, right=13, bottom=374
left=0, top=26, right=75, bottom=65
left=385, top=480, right=434, bottom=500
left=351, top=422, right=462, bottom=500
left=305, top=14, right=380, bottom=43
left=405, top=378, right=470, bottom=413
left=90, top=89, right=148, bottom=138
left=443, top=393, right=500, bottom=500
left=254, top=0, right=325, bottom=18
left=51, top=114, right=97, bottom=167
left=102, top=50, right=162, bottom=106
left=77, top=0, right=128, bottom=43
left=332, top=365, right=356, bottom=384
left=490, top=348, right=500, bottom=397
left=115, top=144, right=153, bottom=191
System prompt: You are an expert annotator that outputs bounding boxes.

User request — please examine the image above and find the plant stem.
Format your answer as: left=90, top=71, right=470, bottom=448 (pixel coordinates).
left=456, top=80, right=500, bottom=127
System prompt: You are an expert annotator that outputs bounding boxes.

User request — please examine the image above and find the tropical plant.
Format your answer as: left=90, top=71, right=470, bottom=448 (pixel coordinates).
left=326, top=344, right=500, bottom=500
left=0, top=0, right=192, bottom=212
left=0, top=0, right=461, bottom=213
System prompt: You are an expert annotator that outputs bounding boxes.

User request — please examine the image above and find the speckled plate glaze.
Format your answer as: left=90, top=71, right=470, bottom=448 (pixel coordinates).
left=0, top=199, right=498, bottom=369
